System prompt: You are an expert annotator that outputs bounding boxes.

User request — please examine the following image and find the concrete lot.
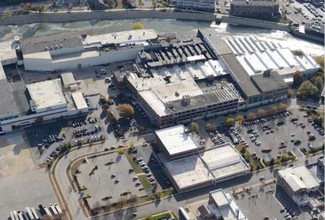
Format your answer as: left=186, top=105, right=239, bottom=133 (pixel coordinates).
left=76, top=152, right=147, bottom=208
left=0, top=131, right=37, bottom=178
left=0, top=168, right=57, bottom=218
left=236, top=182, right=287, bottom=220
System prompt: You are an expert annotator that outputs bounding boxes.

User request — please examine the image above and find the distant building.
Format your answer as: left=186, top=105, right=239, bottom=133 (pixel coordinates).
left=198, top=188, right=247, bottom=219
left=230, top=0, right=280, bottom=18
left=155, top=125, right=250, bottom=192
left=277, top=165, right=321, bottom=208
left=176, top=0, right=215, bottom=12
left=18, top=30, right=159, bottom=72
left=0, top=78, right=88, bottom=133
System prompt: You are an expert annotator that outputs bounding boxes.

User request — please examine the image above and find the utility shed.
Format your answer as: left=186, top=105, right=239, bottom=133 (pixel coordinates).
left=71, top=92, right=88, bottom=112
left=60, top=72, right=76, bottom=89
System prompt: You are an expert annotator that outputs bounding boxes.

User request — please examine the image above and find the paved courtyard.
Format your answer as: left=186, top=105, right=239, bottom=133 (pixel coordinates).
left=76, top=152, right=147, bottom=209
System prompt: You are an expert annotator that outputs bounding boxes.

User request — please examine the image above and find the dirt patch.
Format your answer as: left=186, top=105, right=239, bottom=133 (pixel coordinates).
left=0, top=132, right=37, bottom=178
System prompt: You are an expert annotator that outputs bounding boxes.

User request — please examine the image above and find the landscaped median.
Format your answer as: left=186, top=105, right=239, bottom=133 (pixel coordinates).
left=138, top=211, right=177, bottom=220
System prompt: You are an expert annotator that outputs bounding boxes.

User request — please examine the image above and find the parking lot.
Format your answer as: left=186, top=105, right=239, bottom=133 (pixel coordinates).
left=236, top=182, right=288, bottom=220
left=240, top=109, right=323, bottom=161
left=25, top=115, right=105, bottom=164
left=75, top=152, right=147, bottom=209
left=282, top=0, right=324, bottom=25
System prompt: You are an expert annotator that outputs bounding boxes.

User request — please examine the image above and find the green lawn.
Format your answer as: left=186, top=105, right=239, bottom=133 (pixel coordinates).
left=139, top=211, right=177, bottom=220
left=125, top=152, right=143, bottom=173
left=138, top=174, right=151, bottom=190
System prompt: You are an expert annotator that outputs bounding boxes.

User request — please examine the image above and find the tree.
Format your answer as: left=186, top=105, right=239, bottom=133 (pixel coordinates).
left=311, top=75, right=323, bottom=91
left=297, top=80, right=319, bottom=100
left=292, top=49, right=304, bottom=56
left=224, top=117, right=235, bottom=126
left=132, top=22, right=144, bottom=30
left=155, top=190, right=163, bottom=198
left=278, top=102, right=287, bottom=111
left=236, top=115, right=244, bottom=125
left=138, top=0, right=144, bottom=6
left=247, top=112, right=256, bottom=120
left=162, top=1, right=168, bottom=7
left=258, top=108, right=267, bottom=117
left=274, top=159, right=281, bottom=165
left=288, top=88, right=293, bottom=98
left=240, top=147, right=246, bottom=155
left=118, top=104, right=134, bottom=118
left=293, top=71, right=304, bottom=88
left=32, top=4, right=46, bottom=13
left=204, top=123, right=213, bottom=131
left=152, top=0, right=157, bottom=8
left=102, top=103, right=110, bottom=111
left=313, top=56, right=324, bottom=68
left=191, top=122, right=199, bottom=133
left=270, top=104, right=278, bottom=113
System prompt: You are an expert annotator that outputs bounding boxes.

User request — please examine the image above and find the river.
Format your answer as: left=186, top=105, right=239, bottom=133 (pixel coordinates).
left=0, top=18, right=323, bottom=55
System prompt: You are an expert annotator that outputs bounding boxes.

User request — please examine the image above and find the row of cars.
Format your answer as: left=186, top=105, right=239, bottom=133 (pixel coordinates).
left=304, top=3, right=323, bottom=18
left=136, top=157, right=156, bottom=186
left=73, top=125, right=101, bottom=138
left=243, top=112, right=290, bottom=126
left=209, top=131, right=226, bottom=145
left=68, top=117, right=97, bottom=128
left=73, top=134, right=105, bottom=146
left=229, top=127, right=249, bottom=147
left=46, top=146, right=62, bottom=163
left=9, top=203, right=62, bottom=220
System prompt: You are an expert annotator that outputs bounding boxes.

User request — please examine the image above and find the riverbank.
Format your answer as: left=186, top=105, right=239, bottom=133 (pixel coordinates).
left=0, top=10, right=215, bottom=25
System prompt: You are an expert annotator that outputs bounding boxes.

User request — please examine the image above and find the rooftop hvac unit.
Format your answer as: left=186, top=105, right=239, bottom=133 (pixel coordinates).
left=29, top=99, right=36, bottom=112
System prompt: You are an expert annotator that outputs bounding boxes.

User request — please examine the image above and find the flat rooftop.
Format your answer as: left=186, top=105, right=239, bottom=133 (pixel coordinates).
left=83, top=29, right=158, bottom=46
left=71, top=92, right=88, bottom=110
left=231, top=0, right=279, bottom=6
left=0, top=40, right=17, bottom=64
left=20, top=32, right=82, bottom=55
left=27, top=79, right=67, bottom=112
left=220, top=54, right=260, bottom=97
left=278, top=165, right=320, bottom=193
left=161, top=143, right=250, bottom=191
left=251, top=72, right=288, bottom=93
left=0, top=79, right=18, bottom=117
left=60, top=72, right=76, bottom=87
left=198, top=29, right=234, bottom=56
left=155, top=125, right=200, bottom=157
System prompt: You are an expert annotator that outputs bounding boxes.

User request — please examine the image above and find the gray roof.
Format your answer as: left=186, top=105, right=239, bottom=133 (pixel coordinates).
left=0, top=79, right=19, bottom=116
left=231, top=0, right=278, bottom=6
left=10, top=81, right=30, bottom=116
left=220, top=54, right=260, bottom=97
left=251, top=72, right=288, bottom=93
left=198, top=29, right=234, bottom=56
left=169, top=91, right=238, bottom=112
left=20, top=33, right=83, bottom=55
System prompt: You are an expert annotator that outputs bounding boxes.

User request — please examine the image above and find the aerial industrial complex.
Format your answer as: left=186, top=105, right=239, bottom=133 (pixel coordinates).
left=0, top=25, right=323, bottom=220
left=1, top=28, right=320, bottom=131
